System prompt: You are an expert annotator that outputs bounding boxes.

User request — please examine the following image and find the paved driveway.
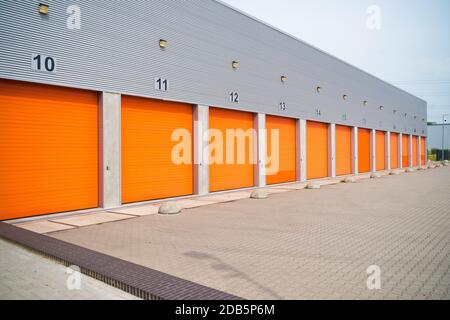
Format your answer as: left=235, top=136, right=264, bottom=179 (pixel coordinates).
left=51, top=167, right=450, bottom=299
left=0, top=239, right=138, bottom=300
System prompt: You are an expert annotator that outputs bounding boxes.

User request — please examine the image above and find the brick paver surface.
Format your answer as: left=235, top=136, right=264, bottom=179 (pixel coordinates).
left=50, top=167, right=450, bottom=299
left=0, top=239, right=138, bottom=300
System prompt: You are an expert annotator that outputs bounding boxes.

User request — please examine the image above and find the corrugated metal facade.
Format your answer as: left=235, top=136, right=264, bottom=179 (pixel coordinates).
left=0, top=0, right=426, bottom=135
left=427, top=125, right=450, bottom=150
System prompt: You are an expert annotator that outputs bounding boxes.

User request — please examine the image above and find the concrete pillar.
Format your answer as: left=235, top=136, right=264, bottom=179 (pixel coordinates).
left=352, top=127, right=358, bottom=175
left=418, top=136, right=422, bottom=167
left=423, top=137, right=427, bottom=165
left=329, top=123, right=336, bottom=178
left=386, top=132, right=391, bottom=171
left=99, top=92, right=121, bottom=209
left=398, top=133, right=402, bottom=169
left=255, top=114, right=266, bottom=187
left=409, top=134, right=413, bottom=168
left=298, top=119, right=307, bottom=181
left=193, top=105, right=209, bottom=195
left=370, top=129, right=376, bottom=172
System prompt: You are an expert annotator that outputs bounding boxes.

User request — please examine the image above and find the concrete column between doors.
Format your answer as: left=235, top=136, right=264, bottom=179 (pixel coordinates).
left=255, top=113, right=266, bottom=187
left=352, top=127, right=358, bottom=175
left=386, top=132, right=391, bottom=171
left=193, top=105, right=209, bottom=195
left=409, top=134, right=413, bottom=168
left=298, top=119, right=307, bottom=182
left=99, top=92, right=122, bottom=209
left=418, top=136, right=422, bottom=167
left=423, top=136, right=427, bottom=165
left=370, top=129, right=376, bottom=173
left=328, top=123, right=336, bottom=178
left=398, top=133, right=403, bottom=169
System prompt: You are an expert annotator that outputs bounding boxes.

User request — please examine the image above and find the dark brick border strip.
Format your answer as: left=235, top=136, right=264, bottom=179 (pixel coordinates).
left=0, top=222, right=241, bottom=300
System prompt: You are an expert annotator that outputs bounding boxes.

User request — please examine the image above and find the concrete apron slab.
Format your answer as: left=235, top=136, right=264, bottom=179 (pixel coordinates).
left=263, top=188, right=292, bottom=194
left=378, top=170, right=390, bottom=176
left=49, top=212, right=133, bottom=227
left=317, top=179, right=343, bottom=186
left=16, top=220, right=76, bottom=234
left=173, top=199, right=219, bottom=209
left=354, top=173, right=372, bottom=181
left=197, top=191, right=253, bottom=203
left=12, top=173, right=388, bottom=233
left=270, top=183, right=308, bottom=190
left=108, top=204, right=160, bottom=216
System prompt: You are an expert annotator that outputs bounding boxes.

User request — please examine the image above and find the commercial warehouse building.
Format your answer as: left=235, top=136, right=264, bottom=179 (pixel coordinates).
left=0, top=0, right=427, bottom=220
left=427, top=124, right=450, bottom=160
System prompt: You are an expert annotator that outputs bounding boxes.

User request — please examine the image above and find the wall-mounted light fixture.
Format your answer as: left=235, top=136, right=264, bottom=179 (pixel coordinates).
left=38, top=3, right=49, bottom=15
left=231, top=61, right=240, bottom=70
left=363, top=100, right=368, bottom=106
left=316, top=86, right=322, bottom=93
left=159, top=39, right=168, bottom=49
left=414, top=115, right=417, bottom=119
left=343, top=95, right=348, bottom=101
left=281, top=76, right=288, bottom=83
left=404, top=113, right=408, bottom=117
left=393, top=109, right=397, bottom=114
left=379, top=105, right=384, bottom=111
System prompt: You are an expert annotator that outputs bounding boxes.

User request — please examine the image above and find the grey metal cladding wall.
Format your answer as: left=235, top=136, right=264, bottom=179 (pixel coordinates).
left=427, top=125, right=450, bottom=150
left=0, top=0, right=427, bottom=136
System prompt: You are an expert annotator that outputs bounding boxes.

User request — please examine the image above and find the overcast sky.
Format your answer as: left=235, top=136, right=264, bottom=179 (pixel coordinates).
left=221, top=0, right=450, bottom=123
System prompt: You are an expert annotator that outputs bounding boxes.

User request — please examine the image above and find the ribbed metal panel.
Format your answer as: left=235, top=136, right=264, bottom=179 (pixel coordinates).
left=0, top=0, right=427, bottom=135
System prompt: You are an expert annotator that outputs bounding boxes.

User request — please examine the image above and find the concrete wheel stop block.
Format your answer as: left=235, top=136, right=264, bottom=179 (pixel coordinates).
left=158, top=202, right=182, bottom=215
left=370, top=173, right=381, bottom=179
left=405, top=168, right=415, bottom=173
left=306, top=182, right=320, bottom=189
left=343, top=177, right=356, bottom=183
left=250, top=189, right=268, bottom=199
left=389, top=170, right=400, bottom=175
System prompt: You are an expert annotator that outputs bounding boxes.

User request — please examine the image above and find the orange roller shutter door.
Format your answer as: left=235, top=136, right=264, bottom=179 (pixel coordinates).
left=0, top=79, right=98, bottom=220
left=421, top=138, right=426, bottom=165
left=412, top=136, right=418, bottom=167
left=390, top=133, right=399, bottom=169
left=335, top=125, right=352, bottom=176
left=209, top=107, right=254, bottom=192
left=376, top=131, right=386, bottom=171
left=402, top=135, right=409, bottom=167
left=358, top=128, right=371, bottom=173
left=121, top=96, right=193, bottom=204
left=307, top=121, right=329, bottom=179
left=266, top=115, right=296, bottom=185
